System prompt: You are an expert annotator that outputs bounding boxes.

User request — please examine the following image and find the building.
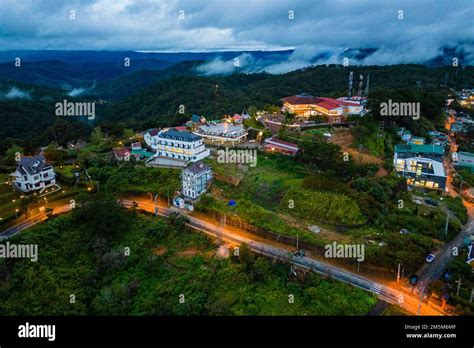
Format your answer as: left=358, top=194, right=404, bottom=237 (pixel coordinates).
left=194, top=122, right=248, bottom=145
left=281, top=93, right=366, bottom=123
left=264, top=137, right=299, bottom=155
left=182, top=162, right=213, bottom=200
left=113, top=147, right=131, bottom=161
left=394, top=144, right=444, bottom=162
left=453, top=152, right=474, bottom=173
left=401, top=130, right=412, bottom=142
left=408, top=136, right=426, bottom=145
left=144, top=128, right=210, bottom=164
left=11, top=155, right=58, bottom=193
left=428, top=131, right=449, bottom=146
left=394, top=144, right=446, bottom=190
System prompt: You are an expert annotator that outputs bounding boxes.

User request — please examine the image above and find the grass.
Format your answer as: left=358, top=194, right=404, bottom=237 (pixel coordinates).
left=54, top=164, right=77, bottom=178
left=0, top=172, right=88, bottom=228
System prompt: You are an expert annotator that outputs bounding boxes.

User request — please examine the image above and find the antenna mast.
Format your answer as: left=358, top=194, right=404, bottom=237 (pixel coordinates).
left=364, top=74, right=370, bottom=97
left=348, top=71, right=353, bottom=97
left=357, top=74, right=364, bottom=97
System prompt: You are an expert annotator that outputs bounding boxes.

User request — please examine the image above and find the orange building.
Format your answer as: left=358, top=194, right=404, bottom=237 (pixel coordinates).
left=281, top=93, right=364, bottom=124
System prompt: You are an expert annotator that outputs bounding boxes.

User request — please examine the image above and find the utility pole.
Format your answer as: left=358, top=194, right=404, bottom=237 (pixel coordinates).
left=445, top=212, right=450, bottom=238
left=397, top=263, right=401, bottom=283
left=296, top=232, right=299, bottom=250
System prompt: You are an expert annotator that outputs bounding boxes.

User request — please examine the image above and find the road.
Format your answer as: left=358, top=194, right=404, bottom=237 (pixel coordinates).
left=0, top=204, right=70, bottom=240
left=416, top=130, right=474, bottom=283
left=417, top=199, right=474, bottom=284
left=0, top=198, right=442, bottom=315
left=122, top=198, right=442, bottom=315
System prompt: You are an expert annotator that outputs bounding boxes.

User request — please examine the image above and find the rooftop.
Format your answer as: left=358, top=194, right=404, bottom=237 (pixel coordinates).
left=160, top=129, right=202, bottom=142
left=17, top=155, right=51, bottom=175
left=394, top=144, right=444, bottom=156
left=282, top=94, right=360, bottom=110
left=264, top=137, right=299, bottom=150
left=456, top=152, right=474, bottom=167
left=196, top=122, right=246, bottom=138
left=184, top=161, right=211, bottom=174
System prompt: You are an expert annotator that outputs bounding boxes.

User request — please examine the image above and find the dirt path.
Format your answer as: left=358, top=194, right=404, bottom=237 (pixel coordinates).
left=329, top=129, right=387, bottom=170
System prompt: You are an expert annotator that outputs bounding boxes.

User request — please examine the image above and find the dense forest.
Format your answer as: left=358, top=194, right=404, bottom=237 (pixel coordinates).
left=1, top=63, right=473, bottom=156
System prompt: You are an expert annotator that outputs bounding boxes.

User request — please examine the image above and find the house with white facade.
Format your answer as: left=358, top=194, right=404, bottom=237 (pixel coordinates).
left=11, top=155, right=58, bottom=193
left=144, top=128, right=210, bottom=166
left=182, top=162, right=213, bottom=200
left=393, top=144, right=446, bottom=191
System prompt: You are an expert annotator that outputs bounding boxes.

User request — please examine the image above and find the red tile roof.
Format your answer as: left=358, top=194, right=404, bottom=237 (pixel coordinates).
left=264, top=137, right=299, bottom=150
left=281, top=93, right=319, bottom=105
left=148, top=128, right=160, bottom=136
left=113, top=147, right=130, bottom=157
left=282, top=94, right=356, bottom=111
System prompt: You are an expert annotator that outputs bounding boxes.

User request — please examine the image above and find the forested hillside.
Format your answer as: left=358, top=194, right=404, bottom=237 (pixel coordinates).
left=98, top=64, right=474, bottom=128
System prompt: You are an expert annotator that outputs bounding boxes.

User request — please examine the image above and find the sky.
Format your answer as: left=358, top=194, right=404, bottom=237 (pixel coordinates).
left=0, top=0, right=473, bottom=68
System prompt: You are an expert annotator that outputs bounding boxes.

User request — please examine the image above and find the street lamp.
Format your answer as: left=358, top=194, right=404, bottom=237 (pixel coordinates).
left=15, top=208, right=19, bottom=226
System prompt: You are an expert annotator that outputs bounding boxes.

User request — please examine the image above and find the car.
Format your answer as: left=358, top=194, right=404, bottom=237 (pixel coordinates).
left=294, top=249, right=305, bottom=257
left=248, top=139, right=256, bottom=143
left=414, top=199, right=422, bottom=205
left=399, top=228, right=410, bottom=234
left=425, top=198, right=438, bottom=206
left=425, top=253, right=436, bottom=263
left=410, top=274, right=419, bottom=285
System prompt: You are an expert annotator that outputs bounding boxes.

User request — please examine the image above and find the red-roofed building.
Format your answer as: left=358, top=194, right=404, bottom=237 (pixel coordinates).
left=113, top=147, right=131, bottom=161
left=281, top=93, right=366, bottom=123
left=264, top=137, right=299, bottom=156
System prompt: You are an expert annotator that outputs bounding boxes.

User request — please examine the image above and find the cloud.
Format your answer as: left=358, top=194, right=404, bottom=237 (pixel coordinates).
left=67, top=81, right=96, bottom=97
left=3, top=87, right=32, bottom=100
left=68, top=88, right=86, bottom=97
left=0, top=0, right=472, bottom=67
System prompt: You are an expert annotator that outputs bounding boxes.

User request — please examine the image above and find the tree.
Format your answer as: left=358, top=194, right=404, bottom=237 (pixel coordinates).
left=90, top=126, right=104, bottom=145
left=123, top=128, right=134, bottom=140
left=44, top=145, right=66, bottom=164
left=72, top=193, right=131, bottom=240
left=4, top=145, right=24, bottom=165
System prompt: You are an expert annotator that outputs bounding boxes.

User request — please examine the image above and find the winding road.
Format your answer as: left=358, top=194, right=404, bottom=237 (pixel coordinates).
left=0, top=197, right=449, bottom=315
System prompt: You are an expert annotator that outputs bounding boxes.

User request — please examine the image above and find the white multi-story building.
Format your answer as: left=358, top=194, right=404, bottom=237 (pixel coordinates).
left=182, top=162, right=213, bottom=200
left=144, top=128, right=210, bottom=163
left=11, top=155, right=57, bottom=193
